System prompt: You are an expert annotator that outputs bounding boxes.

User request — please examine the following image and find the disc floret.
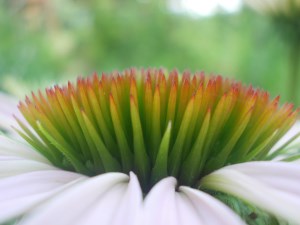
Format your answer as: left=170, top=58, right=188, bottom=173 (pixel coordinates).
left=16, top=68, right=299, bottom=191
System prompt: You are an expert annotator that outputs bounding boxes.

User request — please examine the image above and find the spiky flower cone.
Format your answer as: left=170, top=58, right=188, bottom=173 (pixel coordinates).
left=15, top=68, right=299, bottom=191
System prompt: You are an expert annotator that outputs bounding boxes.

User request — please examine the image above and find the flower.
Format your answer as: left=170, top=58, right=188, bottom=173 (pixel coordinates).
left=1, top=68, right=300, bottom=225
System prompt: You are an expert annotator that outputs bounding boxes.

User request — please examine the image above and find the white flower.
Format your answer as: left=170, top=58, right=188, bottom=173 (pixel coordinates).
left=0, top=92, right=299, bottom=225
left=0, top=133, right=245, bottom=225
left=1, top=69, right=300, bottom=225
left=2, top=130, right=300, bottom=224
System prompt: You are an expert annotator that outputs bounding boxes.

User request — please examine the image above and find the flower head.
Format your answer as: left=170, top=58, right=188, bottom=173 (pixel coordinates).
left=1, top=68, right=300, bottom=225
left=15, top=68, right=299, bottom=190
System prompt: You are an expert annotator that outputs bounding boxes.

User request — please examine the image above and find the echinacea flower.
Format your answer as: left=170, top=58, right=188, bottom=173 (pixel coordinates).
left=1, top=68, right=300, bottom=225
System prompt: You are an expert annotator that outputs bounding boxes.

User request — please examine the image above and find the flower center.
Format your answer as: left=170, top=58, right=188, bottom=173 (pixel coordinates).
left=15, top=68, right=299, bottom=192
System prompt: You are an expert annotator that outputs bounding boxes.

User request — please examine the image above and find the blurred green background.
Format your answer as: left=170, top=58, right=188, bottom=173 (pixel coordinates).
left=0, top=0, right=299, bottom=104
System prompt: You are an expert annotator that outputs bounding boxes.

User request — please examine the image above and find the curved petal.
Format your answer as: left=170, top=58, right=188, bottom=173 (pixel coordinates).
left=0, top=170, right=84, bottom=223
left=271, top=121, right=300, bottom=155
left=0, top=135, right=49, bottom=163
left=72, top=173, right=142, bottom=225
left=201, top=161, right=300, bottom=224
left=110, top=172, right=143, bottom=225
left=143, top=177, right=181, bottom=225
left=20, top=173, right=129, bottom=225
left=143, top=177, right=245, bottom=225
left=180, top=187, right=246, bottom=225
left=70, top=172, right=142, bottom=225
left=0, top=157, right=57, bottom=178
left=222, top=161, right=300, bottom=195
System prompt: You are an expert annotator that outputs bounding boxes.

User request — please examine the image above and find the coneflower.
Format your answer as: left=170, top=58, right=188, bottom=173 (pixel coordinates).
left=0, top=68, right=300, bottom=225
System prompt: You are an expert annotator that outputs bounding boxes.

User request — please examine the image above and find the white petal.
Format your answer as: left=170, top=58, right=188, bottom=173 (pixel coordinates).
left=73, top=183, right=128, bottom=225
left=20, top=173, right=129, bottom=225
left=110, top=172, right=143, bottom=225
left=0, top=135, right=49, bottom=164
left=180, top=187, right=246, bottom=225
left=271, top=120, right=300, bottom=157
left=273, top=121, right=300, bottom=149
left=174, top=191, right=205, bottom=225
left=0, top=170, right=84, bottom=223
left=72, top=172, right=143, bottom=225
left=0, top=158, right=57, bottom=178
left=143, top=177, right=180, bottom=225
left=143, top=177, right=245, bottom=225
left=222, top=161, right=300, bottom=195
left=201, top=161, right=300, bottom=224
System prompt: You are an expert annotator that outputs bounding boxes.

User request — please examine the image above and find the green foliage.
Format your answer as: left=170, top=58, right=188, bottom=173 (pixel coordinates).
left=0, top=2, right=64, bottom=81
left=0, top=1, right=298, bottom=103
left=211, top=191, right=282, bottom=225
